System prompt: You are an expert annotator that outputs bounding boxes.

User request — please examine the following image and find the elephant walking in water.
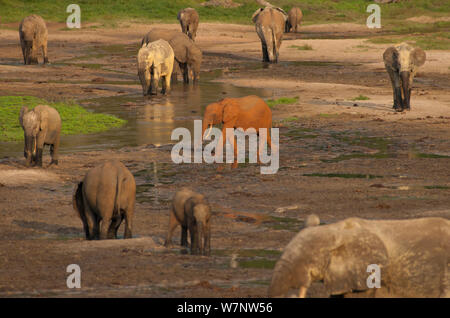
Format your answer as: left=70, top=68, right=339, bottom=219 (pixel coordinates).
left=252, top=7, right=288, bottom=63
left=383, top=42, right=426, bottom=112
left=73, top=161, right=136, bottom=240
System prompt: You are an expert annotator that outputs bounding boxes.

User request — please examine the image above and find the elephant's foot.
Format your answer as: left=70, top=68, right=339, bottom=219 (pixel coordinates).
left=44, top=58, right=49, bottom=64
left=393, top=105, right=403, bottom=112
left=231, top=162, right=238, bottom=169
left=49, top=159, right=58, bottom=166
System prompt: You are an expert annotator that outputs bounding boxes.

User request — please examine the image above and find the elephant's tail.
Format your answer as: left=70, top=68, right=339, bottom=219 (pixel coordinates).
left=271, top=26, right=277, bottom=62
left=115, top=170, right=123, bottom=216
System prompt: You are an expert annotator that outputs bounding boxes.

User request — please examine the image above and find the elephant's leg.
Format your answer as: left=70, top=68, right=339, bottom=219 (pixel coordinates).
left=36, top=148, right=43, bottom=167
left=99, top=216, right=112, bottom=240
left=230, top=134, right=238, bottom=169
left=49, top=137, right=59, bottom=165
left=261, top=41, right=269, bottom=62
left=161, top=76, right=167, bottom=94
left=42, top=44, right=49, bottom=64
left=181, top=225, right=189, bottom=247
left=299, top=286, right=308, bottom=298
left=123, top=207, right=133, bottom=239
left=108, top=216, right=123, bottom=239
left=164, top=210, right=179, bottom=247
left=188, top=220, right=198, bottom=255
left=386, top=67, right=402, bottom=111
left=182, top=64, right=189, bottom=84
left=83, top=200, right=98, bottom=240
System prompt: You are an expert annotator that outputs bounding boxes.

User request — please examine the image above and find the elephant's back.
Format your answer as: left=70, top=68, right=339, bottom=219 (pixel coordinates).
left=288, top=7, right=303, bottom=23
left=20, top=15, right=47, bottom=38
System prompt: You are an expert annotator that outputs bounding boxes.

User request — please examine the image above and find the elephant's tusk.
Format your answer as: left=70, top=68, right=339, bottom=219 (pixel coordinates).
left=298, top=286, right=307, bottom=298
left=204, top=124, right=212, bottom=140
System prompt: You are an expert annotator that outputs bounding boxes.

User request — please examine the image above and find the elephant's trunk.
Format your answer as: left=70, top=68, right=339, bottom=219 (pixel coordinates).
left=202, top=122, right=212, bottom=140
left=197, top=221, right=205, bottom=255
left=268, top=259, right=297, bottom=297
left=400, top=71, right=411, bottom=110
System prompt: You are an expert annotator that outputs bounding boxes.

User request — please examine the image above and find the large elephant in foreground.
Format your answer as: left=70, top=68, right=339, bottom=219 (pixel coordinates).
left=138, top=39, right=174, bottom=96
left=73, top=160, right=136, bottom=240
left=19, top=105, right=61, bottom=167
left=202, top=95, right=272, bottom=169
left=19, top=14, right=49, bottom=65
left=383, top=42, right=426, bottom=112
left=164, top=187, right=211, bottom=255
left=269, top=216, right=450, bottom=298
left=252, top=7, right=288, bottom=63
left=177, top=7, right=199, bottom=41
left=141, top=29, right=202, bottom=83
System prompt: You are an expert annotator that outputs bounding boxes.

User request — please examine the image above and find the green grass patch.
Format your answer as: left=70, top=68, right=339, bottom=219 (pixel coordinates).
left=0, top=96, right=126, bottom=142
left=239, top=259, right=277, bottom=269
left=367, top=31, right=450, bottom=50
left=424, top=185, right=450, bottom=190
left=0, top=0, right=448, bottom=27
left=303, top=173, right=382, bottom=179
left=351, top=95, right=370, bottom=101
left=289, top=44, right=313, bottom=50
left=413, top=153, right=450, bottom=159
left=266, top=97, right=299, bottom=109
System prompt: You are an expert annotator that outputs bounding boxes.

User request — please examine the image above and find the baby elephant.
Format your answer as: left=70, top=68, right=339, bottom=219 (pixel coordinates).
left=165, top=188, right=211, bottom=255
left=137, top=39, right=174, bottom=96
left=19, top=105, right=61, bottom=167
left=73, top=160, right=136, bottom=240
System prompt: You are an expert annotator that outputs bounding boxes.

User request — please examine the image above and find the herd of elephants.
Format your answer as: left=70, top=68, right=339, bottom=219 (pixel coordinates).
left=13, top=5, right=450, bottom=297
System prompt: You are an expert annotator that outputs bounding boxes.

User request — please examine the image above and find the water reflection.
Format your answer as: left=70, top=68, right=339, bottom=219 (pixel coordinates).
left=0, top=76, right=273, bottom=158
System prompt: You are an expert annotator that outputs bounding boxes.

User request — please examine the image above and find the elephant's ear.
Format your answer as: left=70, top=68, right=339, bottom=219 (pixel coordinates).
left=221, top=99, right=239, bottom=124
left=37, top=106, right=49, bottom=131
left=383, top=46, right=399, bottom=70
left=19, top=106, right=29, bottom=128
left=252, top=8, right=264, bottom=23
left=323, top=221, right=389, bottom=295
left=411, top=48, right=426, bottom=67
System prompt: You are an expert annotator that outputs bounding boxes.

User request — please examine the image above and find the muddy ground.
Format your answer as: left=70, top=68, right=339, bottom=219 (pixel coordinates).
left=0, top=22, right=449, bottom=297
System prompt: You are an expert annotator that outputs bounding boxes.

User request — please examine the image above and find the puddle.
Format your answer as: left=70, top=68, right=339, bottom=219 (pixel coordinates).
left=0, top=71, right=272, bottom=158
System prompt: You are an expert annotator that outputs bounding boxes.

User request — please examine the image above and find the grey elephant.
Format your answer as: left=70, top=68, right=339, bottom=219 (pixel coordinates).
left=383, top=42, right=426, bottom=112
left=285, top=7, right=303, bottom=33
left=19, top=105, right=61, bottom=167
left=19, top=15, right=49, bottom=65
left=164, top=187, right=211, bottom=255
left=138, top=39, right=174, bottom=96
left=177, top=8, right=199, bottom=41
left=269, top=216, right=449, bottom=298
left=142, top=29, right=202, bottom=83
left=252, top=7, right=288, bottom=63
left=73, top=160, right=136, bottom=240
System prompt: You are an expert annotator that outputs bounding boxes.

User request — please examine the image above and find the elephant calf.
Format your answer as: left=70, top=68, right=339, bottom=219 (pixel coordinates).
left=73, top=160, right=136, bottom=240
left=19, top=105, right=61, bottom=167
left=383, top=42, right=426, bottom=112
left=138, top=39, right=174, bottom=96
left=269, top=216, right=449, bottom=298
left=19, top=14, right=49, bottom=65
left=164, top=187, right=211, bottom=255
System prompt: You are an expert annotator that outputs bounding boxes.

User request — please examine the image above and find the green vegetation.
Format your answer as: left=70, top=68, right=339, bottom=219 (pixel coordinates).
left=289, top=44, right=313, bottom=50
left=303, top=173, right=382, bottom=179
left=367, top=30, right=450, bottom=50
left=424, top=185, right=450, bottom=190
left=0, top=96, right=126, bottom=142
left=239, top=259, right=277, bottom=269
left=266, top=97, right=299, bottom=109
left=413, top=152, right=450, bottom=158
left=1, top=0, right=447, bottom=27
left=352, top=94, right=370, bottom=101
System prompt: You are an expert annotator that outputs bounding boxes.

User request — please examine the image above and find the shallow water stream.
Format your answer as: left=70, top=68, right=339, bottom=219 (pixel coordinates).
left=0, top=72, right=273, bottom=158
